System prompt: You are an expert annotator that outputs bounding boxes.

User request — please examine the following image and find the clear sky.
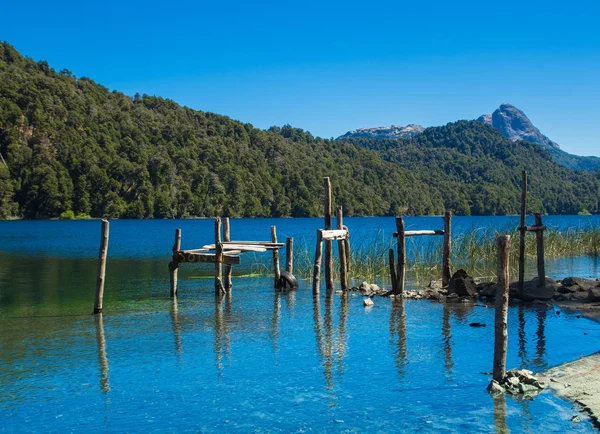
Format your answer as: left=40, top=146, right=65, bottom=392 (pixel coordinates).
left=2, top=0, right=599, bottom=156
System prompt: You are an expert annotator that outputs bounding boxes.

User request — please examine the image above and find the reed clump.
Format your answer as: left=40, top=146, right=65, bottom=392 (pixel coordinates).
left=251, top=225, right=600, bottom=285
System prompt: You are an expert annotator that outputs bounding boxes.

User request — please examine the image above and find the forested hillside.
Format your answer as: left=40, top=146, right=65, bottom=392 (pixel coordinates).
left=0, top=42, right=598, bottom=218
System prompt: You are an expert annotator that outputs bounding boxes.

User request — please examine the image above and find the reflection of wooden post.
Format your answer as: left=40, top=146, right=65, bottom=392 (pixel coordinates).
left=215, top=218, right=224, bottom=296
left=169, top=228, right=181, bottom=297
left=312, top=230, right=324, bottom=294
left=395, top=217, right=406, bottom=294
left=534, top=213, right=545, bottom=286
left=286, top=237, right=294, bottom=273
left=272, top=226, right=281, bottom=288
left=95, top=313, right=110, bottom=392
left=223, top=218, right=232, bottom=290
left=389, top=249, right=398, bottom=293
left=518, top=170, right=527, bottom=296
left=336, top=206, right=348, bottom=290
left=493, top=235, right=511, bottom=382
left=94, top=219, right=109, bottom=314
left=442, top=210, right=452, bottom=286
left=324, top=177, right=333, bottom=290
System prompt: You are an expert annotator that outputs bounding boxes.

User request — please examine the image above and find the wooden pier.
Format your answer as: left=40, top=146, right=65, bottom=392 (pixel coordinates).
left=169, top=217, right=293, bottom=296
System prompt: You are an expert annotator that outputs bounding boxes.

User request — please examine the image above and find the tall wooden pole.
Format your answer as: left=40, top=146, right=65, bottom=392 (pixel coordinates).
left=312, top=229, right=324, bottom=294
left=286, top=237, right=294, bottom=273
left=534, top=213, right=546, bottom=286
left=214, top=218, right=224, bottom=296
left=169, top=228, right=181, bottom=297
left=389, top=249, right=398, bottom=293
left=94, top=219, right=110, bottom=314
left=324, top=177, right=334, bottom=291
left=442, top=209, right=452, bottom=286
left=493, top=235, right=511, bottom=382
left=395, top=217, right=406, bottom=294
left=518, top=170, right=527, bottom=296
left=271, top=226, right=281, bottom=288
left=336, top=206, right=348, bottom=290
left=223, top=218, right=232, bottom=290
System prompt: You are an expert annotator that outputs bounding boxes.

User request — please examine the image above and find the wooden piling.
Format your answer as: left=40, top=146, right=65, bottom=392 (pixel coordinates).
left=169, top=228, right=181, bottom=297
left=215, top=218, right=224, bottom=295
left=442, top=209, right=452, bottom=286
left=395, top=217, right=406, bottom=294
left=493, top=235, right=511, bottom=382
left=324, top=177, right=334, bottom=290
left=389, top=249, right=398, bottom=293
left=518, top=170, right=527, bottom=296
left=223, top=218, right=232, bottom=290
left=271, top=226, right=281, bottom=288
left=286, top=237, right=294, bottom=273
left=312, top=229, right=324, bottom=294
left=534, top=213, right=546, bottom=286
left=94, top=219, right=109, bottom=314
left=336, top=206, right=348, bottom=290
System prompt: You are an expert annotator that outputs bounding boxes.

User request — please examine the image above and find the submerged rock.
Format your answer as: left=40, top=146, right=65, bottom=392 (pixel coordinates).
left=363, top=297, right=374, bottom=307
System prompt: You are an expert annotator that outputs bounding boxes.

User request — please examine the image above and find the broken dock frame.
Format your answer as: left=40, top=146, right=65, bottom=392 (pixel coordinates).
left=169, top=217, right=291, bottom=296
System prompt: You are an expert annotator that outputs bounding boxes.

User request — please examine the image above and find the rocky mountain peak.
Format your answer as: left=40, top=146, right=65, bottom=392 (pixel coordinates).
left=477, top=103, right=560, bottom=150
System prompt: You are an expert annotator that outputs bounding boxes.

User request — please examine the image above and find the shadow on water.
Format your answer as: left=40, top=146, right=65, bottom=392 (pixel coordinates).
left=389, top=297, right=408, bottom=382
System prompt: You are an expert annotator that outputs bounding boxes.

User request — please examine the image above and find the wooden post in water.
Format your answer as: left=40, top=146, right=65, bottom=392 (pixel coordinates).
left=518, top=170, right=527, bottom=296
left=94, top=219, right=110, bottom=314
left=223, top=218, right=232, bottom=291
left=395, top=217, right=406, bottom=294
left=271, top=226, right=281, bottom=288
left=214, top=218, right=224, bottom=296
left=442, top=209, right=452, bottom=286
left=336, top=206, right=348, bottom=290
left=534, top=213, right=546, bottom=286
left=493, top=235, right=511, bottom=382
left=312, top=229, right=324, bottom=294
left=169, top=229, right=181, bottom=297
left=286, top=237, right=294, bottom=273
left=389, top=249, right=398, bottom=293
left=324, top=177, right=334, bottom=291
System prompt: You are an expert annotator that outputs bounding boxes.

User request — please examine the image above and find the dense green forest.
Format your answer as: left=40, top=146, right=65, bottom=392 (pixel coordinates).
left=0, top=42, right=598, bottom=219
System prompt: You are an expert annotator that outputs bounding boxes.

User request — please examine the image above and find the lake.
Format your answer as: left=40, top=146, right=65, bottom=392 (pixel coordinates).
left=1, top=216, right=600, bottom=432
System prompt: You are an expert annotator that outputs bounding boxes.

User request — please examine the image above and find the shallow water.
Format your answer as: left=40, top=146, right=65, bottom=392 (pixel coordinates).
left=1, top=217, right=600, bottom=432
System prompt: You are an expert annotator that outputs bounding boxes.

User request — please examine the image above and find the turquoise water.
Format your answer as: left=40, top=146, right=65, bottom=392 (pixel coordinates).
left=1, top=217, right=600, bottom=432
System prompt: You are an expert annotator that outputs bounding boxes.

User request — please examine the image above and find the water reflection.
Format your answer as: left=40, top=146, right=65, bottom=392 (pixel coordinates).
left=94, top=313, right=110, bottom=393
left=389, top=298, right=408, bottom=382
left=518, top=304, right=528, bottom=369
left=312, top=291, right=349, bottom=398
left=271, top=292, right=281, bottom=353
left=214, top=294, right=232, bottom=375
left=492, top=393, right=509, bottom=434
left=336, top=292, right=348, bottom=377
left=441, top=303, right=454, bottom=381
left=534, top=309, right=548, bottom=371
left=170, top=296, right=183, bottom=357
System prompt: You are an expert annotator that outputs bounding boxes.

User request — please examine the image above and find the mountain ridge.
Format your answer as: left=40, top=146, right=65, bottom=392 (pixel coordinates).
left=339, top=103, right=600, bottom=172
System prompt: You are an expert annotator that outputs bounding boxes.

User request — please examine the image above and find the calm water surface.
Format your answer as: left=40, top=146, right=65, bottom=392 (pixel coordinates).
left=1, top=216, right=600, bottom=432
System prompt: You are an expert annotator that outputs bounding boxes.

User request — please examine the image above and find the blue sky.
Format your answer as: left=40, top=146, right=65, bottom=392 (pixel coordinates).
left=2, top=0, right=599, bottom=156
